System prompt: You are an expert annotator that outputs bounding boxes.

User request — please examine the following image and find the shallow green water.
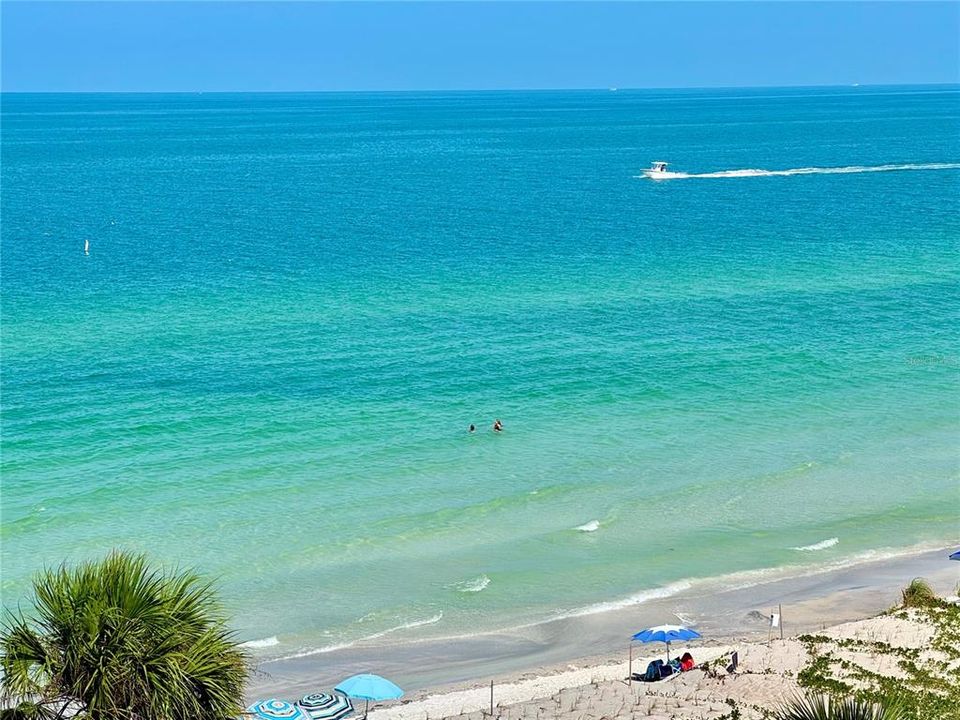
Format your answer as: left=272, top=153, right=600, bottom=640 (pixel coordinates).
left=2, top=86, right=958, bottom=658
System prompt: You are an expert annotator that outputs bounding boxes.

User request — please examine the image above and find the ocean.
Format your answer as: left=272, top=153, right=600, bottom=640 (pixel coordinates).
left=2, top=85, right=958, bottom=662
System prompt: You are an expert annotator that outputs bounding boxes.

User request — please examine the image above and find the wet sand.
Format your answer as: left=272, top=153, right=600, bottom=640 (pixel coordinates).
left=248, top=546, right=958, bottom=702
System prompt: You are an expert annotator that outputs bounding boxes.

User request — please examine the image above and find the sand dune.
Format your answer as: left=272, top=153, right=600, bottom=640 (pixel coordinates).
left=371, top=610, right=953, bottom=720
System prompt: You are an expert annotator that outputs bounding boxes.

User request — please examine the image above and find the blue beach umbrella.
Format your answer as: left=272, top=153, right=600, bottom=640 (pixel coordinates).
left=950, top=550, right=960, bottom=561
left=335, top=674, right=404, bottom=718
left=298, top=693, right=354, bottom=720
left=247, top=699, right=310, bottom=720
left=632, top=624, right=702, bottom=662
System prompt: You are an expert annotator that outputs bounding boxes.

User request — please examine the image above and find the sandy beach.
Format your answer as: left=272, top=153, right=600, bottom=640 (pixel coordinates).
left=249, top=546, right=959, bottom=718
left=366, top=605, right=958, bottom=720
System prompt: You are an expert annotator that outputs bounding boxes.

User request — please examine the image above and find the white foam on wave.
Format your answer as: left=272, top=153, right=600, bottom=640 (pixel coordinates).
left=240, top=636, right=279, bottom=649
left=276, top=640, right=356, bottom=659
left=449, top=575, right=491, bottom=593
left=575, top=520, right=601, bottom=533
left=550, top=540, right=948, bottom=625
left=692, top=541, right=948, bottom=596
left=555, top=579, right=695, bottom=620
left=269, top=612, right=444, bottom=662
left=263, top=540, right=951, bottom=663
left=793, top=537, right=840, bottom=552
left=360, top=613, right=444, bottom=641
left=636, top=162, right=960, bottom=181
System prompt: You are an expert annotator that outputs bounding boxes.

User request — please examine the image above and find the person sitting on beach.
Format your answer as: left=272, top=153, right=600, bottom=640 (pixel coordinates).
left=680, top=652, right=695, bottom=672
left=492, top=419, right=503, bottom=432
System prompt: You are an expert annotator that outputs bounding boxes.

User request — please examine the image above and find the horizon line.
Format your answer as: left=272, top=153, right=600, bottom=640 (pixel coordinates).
left=3, top=81, right=959, bottom=95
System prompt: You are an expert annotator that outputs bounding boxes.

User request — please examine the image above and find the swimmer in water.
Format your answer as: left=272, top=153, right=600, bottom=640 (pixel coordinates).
left=493, top=419, right=503, bottom=432
left=468, top=424, right=476, bottom=433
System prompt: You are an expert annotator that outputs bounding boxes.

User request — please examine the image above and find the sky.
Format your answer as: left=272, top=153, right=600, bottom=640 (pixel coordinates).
left=2, top=2, right=958, bottom=92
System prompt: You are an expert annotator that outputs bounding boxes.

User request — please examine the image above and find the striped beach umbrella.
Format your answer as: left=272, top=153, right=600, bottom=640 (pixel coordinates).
left=247, top=699, right=310, bottom=720
left=298, top=693, right=354, bottom=720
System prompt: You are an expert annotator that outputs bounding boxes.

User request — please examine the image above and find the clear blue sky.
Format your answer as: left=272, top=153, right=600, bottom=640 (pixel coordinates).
left=2, top=2, right=958, bottom=92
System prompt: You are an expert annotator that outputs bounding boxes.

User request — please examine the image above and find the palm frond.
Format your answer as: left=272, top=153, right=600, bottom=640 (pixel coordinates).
left=777, top=693, right=904, bottom=720
left=0, top=551, right=249, bottom=720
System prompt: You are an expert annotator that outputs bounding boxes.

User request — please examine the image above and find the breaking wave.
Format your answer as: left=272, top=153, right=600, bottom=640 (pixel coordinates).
left=270, top=612, right=444, bottom=662
left=792, top=537, right=840, bottom=552
left=575, top=520, right=601, bottom=532
left=556, top=580, right=694, bottom=620
left=449, top=575, right=491, bottom=593
left=240, top=636, right=279, bottom=649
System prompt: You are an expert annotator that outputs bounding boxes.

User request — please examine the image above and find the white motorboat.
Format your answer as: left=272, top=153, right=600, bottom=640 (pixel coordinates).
left=643, top=161, right=671, bottom=179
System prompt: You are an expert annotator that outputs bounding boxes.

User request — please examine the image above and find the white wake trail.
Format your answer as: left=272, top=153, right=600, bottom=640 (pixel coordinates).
left=640, top=162, right=960, bottom=180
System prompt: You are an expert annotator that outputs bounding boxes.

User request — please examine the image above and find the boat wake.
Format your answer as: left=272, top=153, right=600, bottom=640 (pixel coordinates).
left=638, top=162, right=960, bottom=180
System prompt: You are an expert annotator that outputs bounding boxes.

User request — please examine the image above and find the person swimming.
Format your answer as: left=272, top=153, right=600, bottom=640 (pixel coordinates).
left=468, top=424, right=476, bottom=433
left=492, top=419, right=503, bottom=432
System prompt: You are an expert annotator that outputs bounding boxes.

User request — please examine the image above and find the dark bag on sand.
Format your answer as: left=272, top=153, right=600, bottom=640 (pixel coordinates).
left=644, top=660, right=663, bottom=681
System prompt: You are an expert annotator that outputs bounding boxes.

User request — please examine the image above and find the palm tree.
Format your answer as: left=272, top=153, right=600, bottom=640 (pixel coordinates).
left=777, top=693, right=903, bottom=720
left=0, top=551, right=248, bottom=719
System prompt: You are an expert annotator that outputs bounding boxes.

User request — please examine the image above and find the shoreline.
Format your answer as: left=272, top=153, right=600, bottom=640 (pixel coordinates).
left=247, top=544, right=958, bottom=703
left=365, top=595, right=960, bottom=720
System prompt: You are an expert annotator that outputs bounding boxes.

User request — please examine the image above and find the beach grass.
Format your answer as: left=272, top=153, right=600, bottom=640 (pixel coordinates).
left=795, top=582, right=960, bottom=720
left=899, top=578, right=937, bottom=609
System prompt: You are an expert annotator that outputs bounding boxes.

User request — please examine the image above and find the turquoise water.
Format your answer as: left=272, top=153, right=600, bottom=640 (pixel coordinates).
left=3, top=86, right=959, bottom=657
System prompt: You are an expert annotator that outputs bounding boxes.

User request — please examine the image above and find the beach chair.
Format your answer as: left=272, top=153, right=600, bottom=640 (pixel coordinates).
left=700, top=651, right=738, bottom=682
left=633, top=659, right=684, bottom=683
left=726, top=651, right=739, bottom=675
